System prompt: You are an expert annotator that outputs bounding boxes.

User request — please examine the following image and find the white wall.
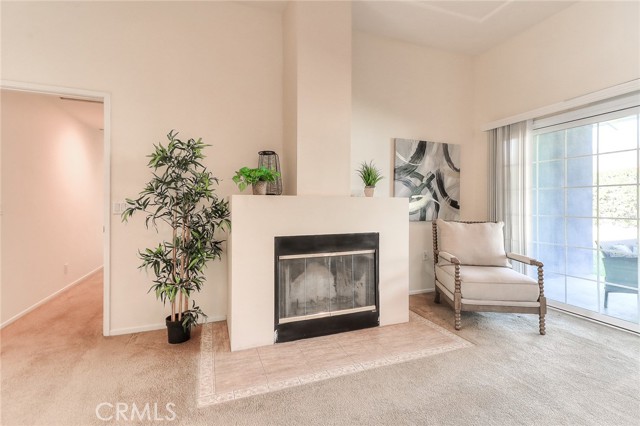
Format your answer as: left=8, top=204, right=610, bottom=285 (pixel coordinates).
left=1, top=90, right=103, bottom=325
left=351, top=32, right=474, bottom=293
left=1, top=2, right=283, bottom=334
left=282, top=2, right=299, bottom=196
left=284, top=1, right=352, bottom=196
left=471, top=0, right=640, bottom=219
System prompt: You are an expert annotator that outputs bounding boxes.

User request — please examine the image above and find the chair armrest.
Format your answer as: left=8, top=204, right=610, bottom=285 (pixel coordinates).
left=437, top=251, right=460, bottom=265
left=507, top=252, right=543, bottom=267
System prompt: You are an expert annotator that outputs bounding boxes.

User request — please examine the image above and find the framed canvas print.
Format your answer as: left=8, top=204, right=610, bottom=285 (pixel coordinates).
left=394, top=138, right=460, bottom=221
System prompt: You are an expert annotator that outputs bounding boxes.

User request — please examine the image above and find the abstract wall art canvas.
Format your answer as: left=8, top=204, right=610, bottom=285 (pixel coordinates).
left=394, top=138, right=460, bottom=221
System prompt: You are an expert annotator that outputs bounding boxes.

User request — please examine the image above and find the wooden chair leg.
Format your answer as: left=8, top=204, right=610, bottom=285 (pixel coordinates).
left=539, top=314, right=546, bottom=335
left=454, top=293, right=462, bottom=330
left=434, top=287, right=441, bottom=304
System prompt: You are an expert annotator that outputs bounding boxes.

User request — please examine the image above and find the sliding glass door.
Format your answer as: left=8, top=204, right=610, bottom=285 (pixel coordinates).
left=529, top=108, right=639, bottom=330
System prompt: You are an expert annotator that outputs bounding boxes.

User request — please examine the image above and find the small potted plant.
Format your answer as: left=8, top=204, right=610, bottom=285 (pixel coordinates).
left=357, top=160, right=384, bottom=197
left=122, top=130, right=230, bottom=344
left=233, top=166, right=281, bottom=195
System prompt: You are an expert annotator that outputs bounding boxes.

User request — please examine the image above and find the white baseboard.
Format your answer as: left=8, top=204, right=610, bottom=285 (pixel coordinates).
left=1, top=266, right=103, bottom=329
left=109, top=323, right=166, bottom=336
left=109, top=315, right=227, bottom=336
left=409, top=288, right=434, bottom=295
left=205, top=315, right=227, bottom=324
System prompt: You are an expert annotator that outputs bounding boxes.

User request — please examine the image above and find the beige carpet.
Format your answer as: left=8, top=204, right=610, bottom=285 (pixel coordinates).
left=197, top=312, right=473, bottom=406
left=1, top=274, right=639, bottom=425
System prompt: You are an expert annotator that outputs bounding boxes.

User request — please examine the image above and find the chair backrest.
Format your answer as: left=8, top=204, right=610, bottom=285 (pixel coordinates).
left=432, top=220, right=509, bottom=267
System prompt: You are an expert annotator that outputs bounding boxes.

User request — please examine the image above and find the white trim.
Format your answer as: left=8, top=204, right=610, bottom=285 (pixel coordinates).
left=548, top=301, right=640, bottom=334
left=0, top=80, right=112, bottom=337
left=0, top=80, right=106, bottom=101
left=102, top=94, right=112, bottom=337
left=409, top=288, right=434, bottom=295
left=110, top=315, right=227, bottom=336
left=482, top=79, right=640, bottom=131
left=204, top=315, right=227, bottom=323
left=532, top=106, right=640, bottom=136
left=533, top=96, right=639, bottom=131
left=0, top=267, right=103, bottom=329
left=109, top=323, right=166, bottom=336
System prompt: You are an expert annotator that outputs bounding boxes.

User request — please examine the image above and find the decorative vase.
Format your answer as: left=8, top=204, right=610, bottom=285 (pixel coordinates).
left=252, top=181, right=267, bottom=195
left=364, top=186, right=375, bottom=197
left=166, top=315, right=191, bottom=344
left=258, top=151, right=283, bottom=195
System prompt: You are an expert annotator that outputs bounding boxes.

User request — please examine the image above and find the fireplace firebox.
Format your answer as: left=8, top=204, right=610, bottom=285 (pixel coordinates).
left=274, top=233, right=379, bottom=343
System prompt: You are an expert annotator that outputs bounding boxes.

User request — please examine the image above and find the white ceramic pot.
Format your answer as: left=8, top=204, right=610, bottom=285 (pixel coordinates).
left=364, top=186, right=375, bottom=197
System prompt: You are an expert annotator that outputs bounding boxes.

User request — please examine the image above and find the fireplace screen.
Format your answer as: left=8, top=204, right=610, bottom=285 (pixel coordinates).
left=278, top=250, right=376, bottom=323
left=274, top=233, right=379, bottom=342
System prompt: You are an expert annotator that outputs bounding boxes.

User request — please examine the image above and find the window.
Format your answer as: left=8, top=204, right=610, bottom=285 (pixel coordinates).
left=530, top=102, right=639, bottom=330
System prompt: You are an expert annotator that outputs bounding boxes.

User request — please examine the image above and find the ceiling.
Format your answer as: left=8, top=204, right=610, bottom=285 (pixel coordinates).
left=352, top=0, right=577, bottom=55
left=246, top=0, right=578, bottom=55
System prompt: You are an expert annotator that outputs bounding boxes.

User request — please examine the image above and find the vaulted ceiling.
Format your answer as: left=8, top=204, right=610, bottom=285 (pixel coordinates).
left=352, top=0, right=577, bottom=54
left=247, top=0, right=578, bottom=55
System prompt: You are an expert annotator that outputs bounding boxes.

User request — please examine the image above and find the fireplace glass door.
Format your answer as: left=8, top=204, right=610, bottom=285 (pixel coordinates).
left=278, top=250, right=376, bottom=323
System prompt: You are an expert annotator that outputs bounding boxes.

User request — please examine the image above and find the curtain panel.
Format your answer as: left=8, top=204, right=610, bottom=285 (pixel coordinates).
left=487, top=121, right=531, bottom=263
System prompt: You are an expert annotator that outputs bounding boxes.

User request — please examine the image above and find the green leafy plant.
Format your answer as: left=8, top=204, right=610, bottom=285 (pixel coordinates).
left=232, top=166, right=280, bottom=191
left=357, top=160, right=384, bottom=187
left=121, top=130, right=230, bottom=331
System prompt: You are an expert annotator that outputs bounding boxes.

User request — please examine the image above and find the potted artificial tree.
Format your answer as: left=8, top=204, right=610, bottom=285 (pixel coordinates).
left=357, top=160, right=384, bottom=197
left=232, top=166, right=280, bottom=195
left=122, top=130, right=230, bottom=344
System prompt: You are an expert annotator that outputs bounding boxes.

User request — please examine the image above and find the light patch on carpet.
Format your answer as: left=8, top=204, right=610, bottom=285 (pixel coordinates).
left=197, top=311, right=472, bottom=406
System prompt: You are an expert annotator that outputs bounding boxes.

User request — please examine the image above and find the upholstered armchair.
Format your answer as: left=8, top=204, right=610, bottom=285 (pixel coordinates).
left=432, top=220, right=546, bottom=335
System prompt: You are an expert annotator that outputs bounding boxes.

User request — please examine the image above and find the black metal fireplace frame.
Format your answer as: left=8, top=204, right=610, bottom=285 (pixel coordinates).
left=274, top=233, right=380, bottom=343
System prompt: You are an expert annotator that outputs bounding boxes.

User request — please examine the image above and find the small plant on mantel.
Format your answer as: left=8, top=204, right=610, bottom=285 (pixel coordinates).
left=121, top=130, right=230, bottom=344
left=357, top=160, right=384, bottom=197
left=232, top=166, right=280, bottom=195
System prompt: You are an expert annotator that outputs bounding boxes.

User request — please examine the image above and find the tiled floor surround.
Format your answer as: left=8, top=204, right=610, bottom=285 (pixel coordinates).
left=198, top=311, right=473, bottom=406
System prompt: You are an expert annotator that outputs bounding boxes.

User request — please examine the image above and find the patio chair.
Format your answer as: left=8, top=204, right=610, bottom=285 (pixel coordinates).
left=432, top=220, right=547, bottom=335
left=599, top=239, right=638, bottom=308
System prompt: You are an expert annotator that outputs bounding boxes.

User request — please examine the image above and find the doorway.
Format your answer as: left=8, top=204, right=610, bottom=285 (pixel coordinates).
left=0, top=81, right=111, bottom=335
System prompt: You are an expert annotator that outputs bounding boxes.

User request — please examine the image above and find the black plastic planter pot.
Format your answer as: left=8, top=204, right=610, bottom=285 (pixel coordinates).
left=165, top=315, right=191, bottom=344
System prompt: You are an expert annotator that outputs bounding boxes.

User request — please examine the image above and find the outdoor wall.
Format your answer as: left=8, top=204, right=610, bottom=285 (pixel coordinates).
left=351, top=31, right=474, bottom=293
left=471, top=0, right=640, bottom=215
left=1, top=90, right=103, bottom=326
left=1, top=2, right=283, bottom=334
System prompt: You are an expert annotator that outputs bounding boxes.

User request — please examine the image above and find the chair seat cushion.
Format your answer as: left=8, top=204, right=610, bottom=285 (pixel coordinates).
left=436, top=264, right=540, bottom=302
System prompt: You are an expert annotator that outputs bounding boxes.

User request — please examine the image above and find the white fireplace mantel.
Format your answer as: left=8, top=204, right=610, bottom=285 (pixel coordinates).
left=227, top=195, right=409, bottom=351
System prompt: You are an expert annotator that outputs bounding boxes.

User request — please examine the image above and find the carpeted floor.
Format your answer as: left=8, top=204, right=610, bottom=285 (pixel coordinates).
left=1, top=273, right=639, bottom=425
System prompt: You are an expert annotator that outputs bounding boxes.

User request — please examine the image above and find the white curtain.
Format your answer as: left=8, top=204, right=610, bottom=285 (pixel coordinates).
left=487, top=121, right=531, bottom=263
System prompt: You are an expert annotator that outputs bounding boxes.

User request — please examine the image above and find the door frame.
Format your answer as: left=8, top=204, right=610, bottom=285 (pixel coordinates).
left=1, top=80, right=112, bottom=336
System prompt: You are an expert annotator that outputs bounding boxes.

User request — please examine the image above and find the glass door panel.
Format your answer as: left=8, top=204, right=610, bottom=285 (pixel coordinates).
left=531, top=110, right=639, bottom=330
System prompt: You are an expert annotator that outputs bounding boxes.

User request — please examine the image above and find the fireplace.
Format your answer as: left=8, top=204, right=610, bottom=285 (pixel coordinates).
left=274, top=233, right=379, bottom=343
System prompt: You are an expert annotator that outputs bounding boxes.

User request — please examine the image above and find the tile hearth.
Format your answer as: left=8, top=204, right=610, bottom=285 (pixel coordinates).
left=198, top=311, right=473, bottom=406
